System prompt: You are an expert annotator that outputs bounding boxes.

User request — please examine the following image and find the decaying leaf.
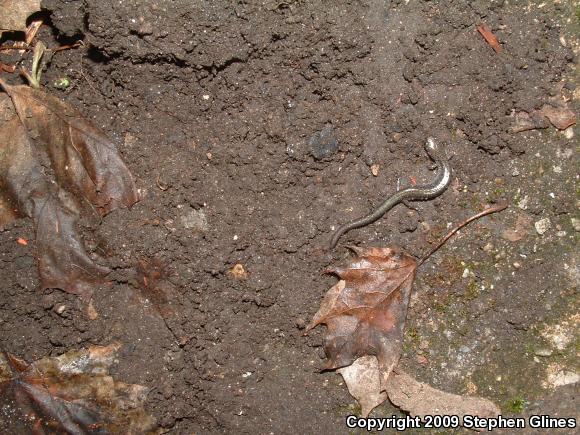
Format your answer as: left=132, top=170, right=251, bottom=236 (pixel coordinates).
left=134, top=258, right=192, bottom=345
left=308, top=206, right=507, bottom=416
left=510, top=110, right=550, bottom=133
left=476, top=24, right=501, bottom=53
left=307, top=246, right=417, bottom=391
left=510, top=106, right=576, bottom=133
left=386, top=369, right=500, bottom=421
left=539, top=104, right=576, bottom=130
left=0, top=79, right=139, bottom=300
left=0, top=0, right=41, bottom=35
left=0, top=343, right=158, bottom=434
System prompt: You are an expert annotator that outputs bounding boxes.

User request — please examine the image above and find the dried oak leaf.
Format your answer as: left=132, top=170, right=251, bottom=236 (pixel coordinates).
left=310, top=207, right=507, bottom=417
left=0, top=343, right=158, bottom=434
left=306, top=246, right=416, bottom=392
left=0, top=80, right=139, bottom=299
left=0, top=0, right=41, bottom=34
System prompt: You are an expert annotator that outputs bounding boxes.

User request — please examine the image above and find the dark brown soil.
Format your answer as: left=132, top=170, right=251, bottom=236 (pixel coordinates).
left=1, top=1, right=578, bottom=433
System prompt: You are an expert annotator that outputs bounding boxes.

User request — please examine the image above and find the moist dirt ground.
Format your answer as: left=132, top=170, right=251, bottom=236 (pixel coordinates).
left=1, top=1, right=578, bottom=433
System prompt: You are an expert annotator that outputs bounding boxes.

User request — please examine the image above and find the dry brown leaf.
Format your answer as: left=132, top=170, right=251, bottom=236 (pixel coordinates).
left=307, top=246, right=416, bottom=393
left=308, top=206, right=507, bottom=417
left=0, top=343, right=158, bottom=434
left=0, top=0, right=41, bottom=34
left=1, top=81, right=139, bottom=215
left=0, top=80, right=139, bottom=300
left=387, top=369, right=500, bottom=423
left=539, top=104, right=576, bottom=130
left=476, top=24, right=501, bottom=53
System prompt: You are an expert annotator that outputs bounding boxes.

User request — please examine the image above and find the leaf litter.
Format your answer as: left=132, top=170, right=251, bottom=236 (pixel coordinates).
left=0, top=342, right=158, bottom=434
left=307, top=205, right=507, bottom=417
left=0, top=78, right=139, bottom=302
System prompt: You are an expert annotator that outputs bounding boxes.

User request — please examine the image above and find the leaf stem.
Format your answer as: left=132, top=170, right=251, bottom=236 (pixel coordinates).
left=417, top=203, right=508, bottom=268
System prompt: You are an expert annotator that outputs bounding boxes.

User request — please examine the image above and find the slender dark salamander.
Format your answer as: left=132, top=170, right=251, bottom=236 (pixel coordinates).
left=329, top=137, right=451, bottom=249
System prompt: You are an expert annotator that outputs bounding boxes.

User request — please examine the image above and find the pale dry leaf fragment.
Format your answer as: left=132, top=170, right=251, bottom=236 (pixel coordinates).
left=386, top=370, right=500, bottom=423
left=337, top=356, right=387, bottom=417
left=510, top=111, right=549, bottom=133
left=539, top=105, right=576, bottom=130
left=0, top=0, right=41, bottom=34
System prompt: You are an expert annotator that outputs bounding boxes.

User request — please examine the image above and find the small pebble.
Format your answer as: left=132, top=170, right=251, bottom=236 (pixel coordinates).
left=180, top=207, right=208, bottom=231
left=535, top=348, right=553, bottom=357
left=54, top=304, right=66, bottom=315
left=295, top=317, right=306, bottom=330
left=229, top=264, right=248, bottom=280
left=482, top=242, right=494, bottom=253
left=513, top=262, right=521, bottom=269
left=370, top=164, right=380, bottom=176
left=563, top=127, right=574, bottom=139
left=309, top=125, right=339, bottom=160
left=535, top=218, right=551, bottom=235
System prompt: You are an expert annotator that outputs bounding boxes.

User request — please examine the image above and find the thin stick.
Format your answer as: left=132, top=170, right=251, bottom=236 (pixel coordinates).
left=417, top=203, right=508, bottom=268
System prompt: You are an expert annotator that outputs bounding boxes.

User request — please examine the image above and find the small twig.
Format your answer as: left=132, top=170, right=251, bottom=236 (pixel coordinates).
left=51, top=40, right=83, bottom=53
left=0, top=40, right=82, bottom=53
left=417, top=203, right=508, bottom=268
left=0, top=44, right=31, bottom=52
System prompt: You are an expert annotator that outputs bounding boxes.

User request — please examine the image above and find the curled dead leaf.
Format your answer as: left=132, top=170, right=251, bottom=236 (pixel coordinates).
left=0, top=79, right=139, bottom=300
left=510, top=110, right=549, bottom=133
